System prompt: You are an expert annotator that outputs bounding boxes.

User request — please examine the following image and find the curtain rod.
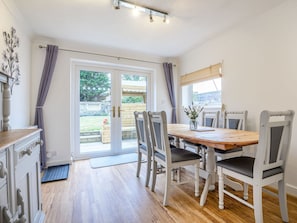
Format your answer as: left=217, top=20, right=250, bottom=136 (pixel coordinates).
left=38, top=45, right=164, bottom=65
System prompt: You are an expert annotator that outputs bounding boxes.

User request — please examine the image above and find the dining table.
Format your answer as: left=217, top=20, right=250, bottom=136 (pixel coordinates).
left=167, top=124, right=259, bottom=205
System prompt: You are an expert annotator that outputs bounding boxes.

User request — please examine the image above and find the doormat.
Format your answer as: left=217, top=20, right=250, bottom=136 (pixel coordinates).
left=90, top=153, right=141, bottom=169
left=41, top=164, right=69, bottom=183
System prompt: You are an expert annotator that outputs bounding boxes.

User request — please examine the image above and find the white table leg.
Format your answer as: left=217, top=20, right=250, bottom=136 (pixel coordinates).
left=224, top=176, right=243, bottom=191
left=206, top=147, right=216, bottom=191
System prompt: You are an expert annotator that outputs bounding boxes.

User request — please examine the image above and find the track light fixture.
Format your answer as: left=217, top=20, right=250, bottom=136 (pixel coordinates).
left=150, top=11, right=153, bottom=23
left=113, top=0, right=169, bottom=23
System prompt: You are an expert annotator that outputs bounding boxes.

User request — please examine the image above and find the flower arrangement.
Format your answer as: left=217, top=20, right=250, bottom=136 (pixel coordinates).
left=183, top=103, right=204, bottom=120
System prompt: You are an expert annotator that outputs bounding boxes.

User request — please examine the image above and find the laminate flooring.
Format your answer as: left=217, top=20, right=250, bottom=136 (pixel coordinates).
left=41, top=160, right=297, bottom=223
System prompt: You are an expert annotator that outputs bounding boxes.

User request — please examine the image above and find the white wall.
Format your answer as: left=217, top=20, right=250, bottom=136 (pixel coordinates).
left=30, top=38, right=176, bottom=166
left=179, top=0, right=297, bottom=196
left=0, top=0, right=32, bottom=129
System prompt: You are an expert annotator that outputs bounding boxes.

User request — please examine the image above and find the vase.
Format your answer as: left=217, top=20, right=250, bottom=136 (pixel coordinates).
left=189, top=119, right=198, bottom=130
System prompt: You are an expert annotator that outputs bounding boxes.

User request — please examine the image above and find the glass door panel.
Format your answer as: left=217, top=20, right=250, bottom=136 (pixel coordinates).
left=79, top=70, right=112, bottom=155
left=120, top=74, right=147, bottom=151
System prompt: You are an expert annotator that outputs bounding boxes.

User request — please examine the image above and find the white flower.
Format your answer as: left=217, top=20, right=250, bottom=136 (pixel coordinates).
left=183, top=103, right=204, bottom=120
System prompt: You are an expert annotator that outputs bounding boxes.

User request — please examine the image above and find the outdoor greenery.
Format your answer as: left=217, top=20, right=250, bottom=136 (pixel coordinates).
left=122, top=96, right=143, bottom=103
left=80, top=116, right=109, bottom=132
left=80, top=70, right=110, bottom=102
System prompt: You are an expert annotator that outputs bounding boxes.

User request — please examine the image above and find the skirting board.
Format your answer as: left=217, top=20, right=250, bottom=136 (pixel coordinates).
left=287, top=183, right=297, bottom=197
left=270, top=182, right=297, bottom=197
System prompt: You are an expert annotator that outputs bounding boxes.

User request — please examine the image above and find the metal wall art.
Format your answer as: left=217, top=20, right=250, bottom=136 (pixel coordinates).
left=1, top=27, right=21, bottom=92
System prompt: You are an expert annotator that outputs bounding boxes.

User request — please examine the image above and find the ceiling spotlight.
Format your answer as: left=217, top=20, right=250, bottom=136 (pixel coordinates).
left=113, top=0, right=168, bottom=24
left=150, top=11, right=153, bottom=23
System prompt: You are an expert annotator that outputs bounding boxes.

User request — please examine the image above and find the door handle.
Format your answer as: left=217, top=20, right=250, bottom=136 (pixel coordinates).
left=110, top=106, right=115, bottom=118
left=17, top=189, right=27, bottom=223
left=118, top=106, right=124, bottom=118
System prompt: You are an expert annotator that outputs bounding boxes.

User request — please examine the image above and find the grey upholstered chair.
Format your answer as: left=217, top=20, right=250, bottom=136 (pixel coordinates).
left=214, top=110, right=248, bottom=160
left=217, top=110, right=294, bottom=223
left=214, top=110, right=248, bottom=191
left=148, top=111, right=202, bottom=206
left=134, top=111, right=152, bottom=187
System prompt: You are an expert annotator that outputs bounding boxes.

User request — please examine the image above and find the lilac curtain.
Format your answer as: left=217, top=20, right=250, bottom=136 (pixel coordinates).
left=163, top=62, right=177, bottom=123
left=34, top=45, right=58, bottom=169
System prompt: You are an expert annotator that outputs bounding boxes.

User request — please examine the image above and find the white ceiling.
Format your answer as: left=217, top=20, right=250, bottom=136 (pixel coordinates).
left=12, top=0, right=286, bottom=57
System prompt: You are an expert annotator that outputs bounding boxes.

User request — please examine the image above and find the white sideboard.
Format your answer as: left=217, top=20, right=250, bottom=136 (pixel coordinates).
left=0, top=129, right=44, bottom=223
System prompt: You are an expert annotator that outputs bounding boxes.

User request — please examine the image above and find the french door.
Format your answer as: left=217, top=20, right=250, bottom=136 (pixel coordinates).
left=73, top=63, right=151, bottom=159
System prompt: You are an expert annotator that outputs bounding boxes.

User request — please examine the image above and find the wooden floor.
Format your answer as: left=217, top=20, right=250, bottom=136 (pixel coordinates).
left=41, top=160, right=297, bottom=223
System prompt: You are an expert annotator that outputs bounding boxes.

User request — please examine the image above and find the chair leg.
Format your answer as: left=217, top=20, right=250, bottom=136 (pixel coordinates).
left=136, top=152, right=142, bottom=177
left=176, top=168, right=181, bottom=183
left=253, top=185, right=263, bottom=223
left=151, top=161, right=157, bottom=192
left=278, top=179, right=289, bottom=222
left=194, top=163, right=199, bottom=197
left=218, top=167, right=224, bottom=209
left=145, top=156, right=151, bottom=187
left=163, top=166, right=171, bottom=206
left=202, top=147, right=207, bottom=170
left=243, top=183, right=248, bottom=200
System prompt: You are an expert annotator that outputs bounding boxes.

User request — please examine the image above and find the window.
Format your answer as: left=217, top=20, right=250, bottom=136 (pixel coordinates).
left=181, top=63, right=222, bottom=108
left=192, top=78, right=221, bottom=106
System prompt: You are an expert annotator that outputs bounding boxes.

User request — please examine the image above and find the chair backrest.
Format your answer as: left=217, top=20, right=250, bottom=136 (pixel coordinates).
left=148, top=111, right=171, bottom=163
left=254, top=110, right=294, bottom=179
left=134, top=111, right=151, bottom=153
left=223, top=110, right=248, bottom=130
left=202, top=111, right=220, bottom=128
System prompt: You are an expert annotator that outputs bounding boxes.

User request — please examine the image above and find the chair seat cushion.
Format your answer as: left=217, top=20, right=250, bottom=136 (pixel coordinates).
left=217, top=156, right=283, bottom=178
left=155, top=147, right=201, bottom=163
left=143, top=144, right=175, bottom=153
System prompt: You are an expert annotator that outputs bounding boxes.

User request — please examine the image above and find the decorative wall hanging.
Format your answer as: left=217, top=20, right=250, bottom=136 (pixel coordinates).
left=1, top=27, right=21, bottom=92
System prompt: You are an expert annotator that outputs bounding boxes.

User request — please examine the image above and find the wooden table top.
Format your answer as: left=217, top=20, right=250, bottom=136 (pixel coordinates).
left=167, top=124, right=259, bottom=150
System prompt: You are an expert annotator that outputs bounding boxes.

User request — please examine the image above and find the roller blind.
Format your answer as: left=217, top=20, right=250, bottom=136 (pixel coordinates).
left=180, top=63, right=222, bottom=86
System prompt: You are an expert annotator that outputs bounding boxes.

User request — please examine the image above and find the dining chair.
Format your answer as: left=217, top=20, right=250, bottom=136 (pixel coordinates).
left=213, top=110, right=248, bottom=191
left=134, top=111, right=152, bottom=187
left=217, top=110, right=294, bottom=223
left=215, top=110, right=248, bottom=160
left=184, top=110, right=220, bottom=169
left=148, top=111, right=207, bottom=206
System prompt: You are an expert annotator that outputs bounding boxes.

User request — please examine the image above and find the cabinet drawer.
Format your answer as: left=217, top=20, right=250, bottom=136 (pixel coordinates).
left=0, top=149, right=8, bottom=188
left=14, top=134, right=41, bottom=166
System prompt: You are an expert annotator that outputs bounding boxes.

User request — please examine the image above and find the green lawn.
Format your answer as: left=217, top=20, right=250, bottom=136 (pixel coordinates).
left=80, top=116, right=109, bottom=132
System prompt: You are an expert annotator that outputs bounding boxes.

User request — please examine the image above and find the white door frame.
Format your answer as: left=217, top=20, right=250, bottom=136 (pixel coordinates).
left=70, top=59, right=154, bottom=160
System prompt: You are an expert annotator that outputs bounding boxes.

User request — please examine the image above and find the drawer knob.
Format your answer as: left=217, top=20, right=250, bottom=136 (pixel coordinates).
left=0, top=161, right=8, bottom=178
left=36, top=139, right=44, bottom=146
left=20, top=148, right=32, bottom=157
